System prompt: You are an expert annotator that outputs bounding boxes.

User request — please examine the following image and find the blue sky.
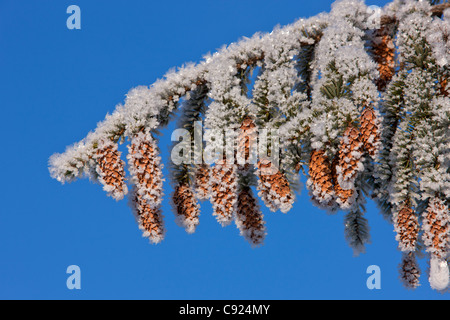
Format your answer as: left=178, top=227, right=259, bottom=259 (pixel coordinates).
left=0, top=0, right=447, bottom=299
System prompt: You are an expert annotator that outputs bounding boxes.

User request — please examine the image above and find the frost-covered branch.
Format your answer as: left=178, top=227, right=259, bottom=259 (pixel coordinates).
left=49, top=0, right=450, bottom=291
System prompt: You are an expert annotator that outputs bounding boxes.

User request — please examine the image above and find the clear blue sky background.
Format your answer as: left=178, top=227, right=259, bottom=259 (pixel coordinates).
left=0, top=0, right=447, bottom=300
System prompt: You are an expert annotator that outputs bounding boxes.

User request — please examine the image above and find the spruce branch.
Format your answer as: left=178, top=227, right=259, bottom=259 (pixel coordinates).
left=48, top=0, right=450, bottom=292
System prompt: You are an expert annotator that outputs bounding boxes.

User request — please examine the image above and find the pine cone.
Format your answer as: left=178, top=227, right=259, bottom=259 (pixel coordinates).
left=237, top=116, right=257, bottom=168
left=209, top=160, right=238, bottom=226
left=422, top=197, right=449, bottom=259
left=257, top=159, right=293, bottom=213
left=399, top=252, right=421, bottom=289
left=336, top=126, right=364, bottom=191
left=331, top=155, right=355, bottom=210
left=127, top=129, right=165, bottom=242
left=173, top=183, right=200, bottom=234
left=306, top=149, right=335, bottom=208
left=127, top=130, right=163, bottom=206
left=370, top=27, right=395, bottom=91
left=394, top=203, right=420, bottom=252
left=94, top=139, right=128, bottom=200
left=360, top=106, right=381, bottom=158
left=193, top=164, right=211, bottom=200
left=235, top=186, right=266, bottom=246
left=129, top=186, right=165, bottom=244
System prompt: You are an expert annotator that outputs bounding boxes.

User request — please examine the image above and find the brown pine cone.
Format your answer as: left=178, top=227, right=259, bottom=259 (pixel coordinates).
left=336, top=126, right=364, bottom=191
left=194, top=164, right=210, bottom=200
left=257, top=159, right=294, bottom=213
left=209, top=160, right=238, bottom=226
left=235, top=186, right=266, bottom=247
left=331, top=155, right=355, bottom=210
left=422, top=197, right=449, bottom=259
left=360, top=106, right=381, bottom=158
left=129, top=186, right=165, bottom=244
left=127, top=129, right=165, bottom=243
left=94, top=139, right=128, bottom=200
left=237, top=116, right=258, bottom=168
left=173, top=183, right=200, bottom=234
left=394, top=203, right=420, bottom=252
left=306, top=149, right=335, bottom=208
left=127, top=130, right=163, bottom=206
left=370, top=27, right=395, bottom=91
left=399, top=252, right=421, bottom=289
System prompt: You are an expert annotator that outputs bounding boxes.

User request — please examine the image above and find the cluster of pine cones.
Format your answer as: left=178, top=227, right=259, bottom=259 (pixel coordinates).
left=96, top=21, right=447, bottom=290
left=93, top=117, right=295, bottom=247
left=51, top=0, right=450, bottom=291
